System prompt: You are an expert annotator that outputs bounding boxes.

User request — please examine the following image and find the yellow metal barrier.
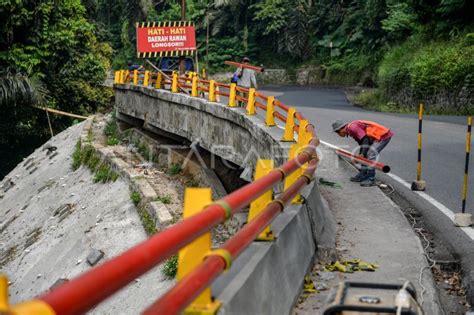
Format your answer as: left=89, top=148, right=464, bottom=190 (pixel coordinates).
left=228, top=83, right=237, bottom=107
left=0, top=275, right=56, bottom=315
left=133, top=70, right=138, bottom=86
left=155, top=73, right=162, bottom=89
left=177, top=188, right=221, bottom=314
left=247, top=160, right=275, bottom=241
left=209, top=80, right=216, bottom=102
left=172, top=72, right=179, bottom=93
left=114, top=71, right=120, bottom=84
left=282, top=108, right=297, bottom=142
left=192, top=76, right=198, bottom=97
left=284, top=144, right=305, bottom=204
left=143, top=71, right=150, bottom=86
left=298, top=120, right=309, bottom=146
left=265, top=96, right=275, bottom=126
left=246, top=88, right=256, bottom=115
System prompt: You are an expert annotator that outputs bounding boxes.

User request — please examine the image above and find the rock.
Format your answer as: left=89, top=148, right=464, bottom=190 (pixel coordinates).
left=315, top=283, right=329, bottom=291
left=319, top=272, right=336, bottom=281
left=50, top=278, right=69, bottom=290
left=86, top=249, right=105, bottom=266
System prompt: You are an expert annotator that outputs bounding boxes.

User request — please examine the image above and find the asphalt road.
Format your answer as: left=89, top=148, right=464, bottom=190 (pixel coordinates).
left=262, top=85, right=473, bottom=216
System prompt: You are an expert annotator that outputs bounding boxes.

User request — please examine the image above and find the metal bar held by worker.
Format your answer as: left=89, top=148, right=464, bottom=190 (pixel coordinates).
left=224, top=60, right=264, bottom=73
left=335, top=148, right=390, bottom=173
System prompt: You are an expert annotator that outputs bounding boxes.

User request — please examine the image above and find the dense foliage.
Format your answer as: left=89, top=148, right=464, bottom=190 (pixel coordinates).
left=0, top=0, right=473, bottom=178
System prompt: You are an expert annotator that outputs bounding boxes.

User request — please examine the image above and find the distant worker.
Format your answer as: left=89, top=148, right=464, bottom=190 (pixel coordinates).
left=237, top=57, right=258, bottom=107
left=332, top=119, right=393, bottom=186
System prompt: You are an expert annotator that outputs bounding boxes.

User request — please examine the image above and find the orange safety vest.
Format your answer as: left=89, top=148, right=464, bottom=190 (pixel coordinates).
left=349, top=120, right=390, bottom=141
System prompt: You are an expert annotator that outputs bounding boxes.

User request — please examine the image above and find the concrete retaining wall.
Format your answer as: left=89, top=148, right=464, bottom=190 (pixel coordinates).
left=113, top=84, right=336, bottom=314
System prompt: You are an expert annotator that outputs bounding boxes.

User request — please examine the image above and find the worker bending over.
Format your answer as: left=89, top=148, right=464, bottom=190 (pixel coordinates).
left=332, top=120, right=393, bottom=186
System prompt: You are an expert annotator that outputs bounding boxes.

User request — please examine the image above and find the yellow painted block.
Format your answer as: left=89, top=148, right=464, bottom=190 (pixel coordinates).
left=209, top=80, right=216, bottom=102
left=228, top=83, right=237, bottom=107
left=172, top=73, right=179, bottom=93
left=246, top=88, right=256, bottom=115
left=266, top=96, right=275, bottom=126
left=155, top=73, right=162, bottom=89
left=248, top=160, right=274, bottom=241
left=285, top=144, right=304, bottom=204
left=282, top=107, right=296, bottom=142
left=177, top=188, right=214, bottom=308
left=143, top=70, right=149, bottom=86
left=192, top=76, right=198, bottom=97
left=133, top=70, right=138, bottom=86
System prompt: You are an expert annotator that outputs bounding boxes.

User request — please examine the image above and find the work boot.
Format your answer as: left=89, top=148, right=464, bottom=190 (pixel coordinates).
left=350, top=169, right=367, bottom=182
left=360, top=169, right=376, bottom=187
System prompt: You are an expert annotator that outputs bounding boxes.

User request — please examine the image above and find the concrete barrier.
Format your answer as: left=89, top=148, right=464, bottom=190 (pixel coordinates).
left=113, top=84, right=337, bottom=314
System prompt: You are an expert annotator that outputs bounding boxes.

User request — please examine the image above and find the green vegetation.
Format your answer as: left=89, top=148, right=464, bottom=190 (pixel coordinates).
left=138, top=206, right=157, bottom=236
left=162, top=255, right=179, bottom=278
left=130, top=191, right=141, bottom=206
left=104, top=112, right=121, bottom=146
left=2, top=0, right=473, bottom=178
left=155, top=195, right=172, bottom=205
left=168, top=163, right=182, bottom=176
left=71, top=141, right=119, bottom=183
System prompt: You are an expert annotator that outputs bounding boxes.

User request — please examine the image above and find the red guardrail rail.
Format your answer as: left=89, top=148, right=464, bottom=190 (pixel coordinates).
left=0, top=69, right=320, bottom=314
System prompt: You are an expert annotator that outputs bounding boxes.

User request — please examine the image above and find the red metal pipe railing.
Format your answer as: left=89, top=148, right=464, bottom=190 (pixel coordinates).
left=142, top=159, right=319, bottom=315
left=335, top=148, right=390, bottom=173
left=38, top=143, right=317, bottom=315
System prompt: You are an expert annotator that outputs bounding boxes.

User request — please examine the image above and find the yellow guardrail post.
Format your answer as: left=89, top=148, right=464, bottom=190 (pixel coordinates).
left=209, top=80, right=216, bottom=102
left=177, top=188, right=221, bottom=314
left=297, top=120, right=310, bottom=146
left=246, top=88, right=256, bottom=115
left=284, top=144, right=304, bottom=204
left=192, top=76, right=198, bottom=97
left=282, top=107, right=297, bottom=142
left=155, top=73, right=162, bottom=89
left=228, top=83, right=237, bottom=107
left=133, top=70, right=138, bottom=85
left=265, top=96, right=275, bottom=126
left=119, top=70, right=125, bottom=83
left=124, top=70, right=130, bottom=83
left=114, top=71, right=120, bottom=84
left=143, top=70, right=150, bottom=86
left=171, top=72, right=179, bottom=93
left=0, top=274, right=56, bottom=314
left=248, top=160, right=275, bottom=241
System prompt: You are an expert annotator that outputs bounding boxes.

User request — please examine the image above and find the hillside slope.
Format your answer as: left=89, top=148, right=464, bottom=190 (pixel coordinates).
left=0, top=122, right=172, bottom=313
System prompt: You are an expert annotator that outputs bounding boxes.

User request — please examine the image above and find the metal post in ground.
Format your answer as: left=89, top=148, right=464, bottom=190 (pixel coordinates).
left=454, top=116, right=473, bottom=227
left=411, top=103, right=426, bottom=191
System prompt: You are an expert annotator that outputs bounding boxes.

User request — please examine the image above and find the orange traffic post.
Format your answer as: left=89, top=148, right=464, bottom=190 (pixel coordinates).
left=228, top=83, right=237, bottom=107
left=176, top=188, right=221, bottom=314
left=247, top=160, right=275, bottom=241
left=284, top=144, right=304, bottom=204
left=265, top=96, right=275, bottom=126
left=282, top=107, right=297, bottom=142
left=246, top=88, right=256, bottom=115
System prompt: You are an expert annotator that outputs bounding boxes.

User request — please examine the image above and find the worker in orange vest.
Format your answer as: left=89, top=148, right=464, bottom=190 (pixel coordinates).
left=332, top=120, right=393, bottom=186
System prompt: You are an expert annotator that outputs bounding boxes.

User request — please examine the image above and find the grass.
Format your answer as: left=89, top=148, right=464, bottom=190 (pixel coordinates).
left=130, top=191, right=141, bottom=206
left=186, top=178, right=200, bottom=187
left=138, top=206, right=157, bottom=235
left=155, top=194, right=172, bottom=204
left=71, top=141, right=119, bottom=183
left=104, top=111, right=121, bottom=146
left=168, top=163, right=182, bottom=176
left=353, top=90, right=414, bottom=114
left=162, top=255, right=178, bottom=278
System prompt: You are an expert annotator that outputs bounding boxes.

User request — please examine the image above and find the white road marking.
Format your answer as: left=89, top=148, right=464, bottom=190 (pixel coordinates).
left=320, top=140, right=474, bottom=241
